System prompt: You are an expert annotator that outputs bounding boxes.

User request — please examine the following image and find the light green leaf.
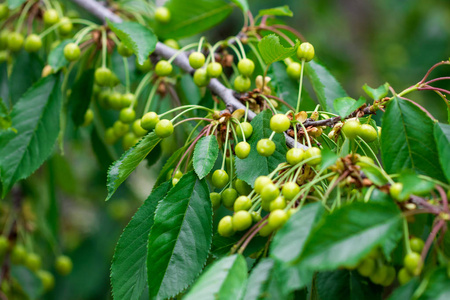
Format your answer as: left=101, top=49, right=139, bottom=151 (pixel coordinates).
left=320, top=148, right=339, bottom=170
left=147, top=171, right=212, bottom=299
left=333, top=97, right=366, bottom=118
left=10, top=266, right=44, bottom=299
left=106, top=132, right=161, bottom=200
left=235, top=110, right=288, bottom=187
left=151, top=0, right=233, bottom=39
left=193, top=135, right=219, bottom=179
left=0, top=75, right=61, bottom=197
left=111, top=181, right=172, bottom=300
left=381, top=97, right=445, bottom=181
left=243, top=258, right=275, bottom=300
left=69, top=69, right=94, bottom=127
left=305, top=60, right=348, bottom=113
left=10, top=50, right=43, bottom=104
left=48, top=39, right=73, bottom=71
left=106, top=21, right=157, bottom=65
left=271, top=203, right=324, bottom=263
left=230, top=0, right=248, bottom=12
left=296, top=201, right=403, bottom=270
left=317, top=270, right=382, bottom=300
left=258, top=5, right=293, bottom=17
left=258, top=34, right=299, bottom=66
left=363, top=82, right=390, bottom=100
left=184, top=254, right=247, bottom=300
left=418, top=268, right=450, bottom=300
left=360, top=166, right=388, bottom=186
left=434, top=122, right=450, bottom=182
left=398, top=170, right=435, bottom=197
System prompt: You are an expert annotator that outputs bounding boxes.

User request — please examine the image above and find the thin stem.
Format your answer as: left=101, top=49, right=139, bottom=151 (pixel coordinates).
left=421, top=220, right=444, bottom=261
left=296, top=59, right=305, bottom=112
left=221, top=121, right=231, bottom=170
left=101, top=28, right=107, bottom=68
left=418, top=61, right=450, bottom=84
left=168, top=43, right=198, bottom=64
left=16, top=0, right=35, bottom=32
left=197, top=36, right=205, bottom=52
left=298, top=121, right=312, bottom=148
left=135, top=72, right=153, bottom=99
left=123, top=57, right=130, bottom=93
left=234, top=37, right=246, bottom=59
left=227, top=43, right=242, bottom=61
left=403, top=218, right=412, bottom=254
left=247, top=42, right=266, bottom=70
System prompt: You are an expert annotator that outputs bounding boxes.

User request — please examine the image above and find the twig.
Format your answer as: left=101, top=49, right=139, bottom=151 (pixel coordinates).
left=421, top=219, right=444, bottom=261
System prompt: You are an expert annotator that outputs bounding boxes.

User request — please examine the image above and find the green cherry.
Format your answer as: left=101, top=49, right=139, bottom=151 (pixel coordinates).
left=189, top=51, right=205, bottom=69
left=193, top=68, right=209, bottom=87
left=236, top=122, right=253, bottom=139
left=63, top=43, right=80, bottom=61
left=206, top=62, right=223, bottom=78
left=218, top=216, right=235, bottom=237
left=286, top=62, right=301, bottom=80
left=359, top=124, right=378, bottom=143
left=254, top=176, right=272, bottom=194
left=232, top=210, right=253, bottom=231
left=282, top=182, right=300, bottom=200
left=24, top=34, right=42, bottom=53
left=286, top=148, right=304, bottom=165
left=296, top=42, right=315, bottom=62
left=95, top=67, right=113, bottom=86
left=341, top=119, right=361, bottom=140
left=155, top=7, right=171, bottom=23
left=233, top=195, right=252, bottom=211
left=155, top=119, right=174, bottom=138
left=237, top=58, right=255, bottom=76
left=118, top=42, right=133, bottom=57
left=222, top=188, right=238, bottom=208
left=55, top=255, right=73, bottom=276
left=256, top=139, right=275, bottom=157
left=43, top=9, right=59, bottom=26
left=141, top=112, right=160, bottom=130
left=305, top=147, right=321, bottom=166
left=155, top=60, right=173, bottom=76
left=212, top=169, right=229, bottom=189
left=270, top=114, right=291, bottom=133
left=268, top=209, right=288, bottom=229
left=235, top=141, right=250, bottom=159
left=234, top=75, right=251, bottom=92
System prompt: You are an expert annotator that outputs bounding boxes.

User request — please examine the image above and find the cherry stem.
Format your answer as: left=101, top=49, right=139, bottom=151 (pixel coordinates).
left=423, top=76, right=450, bottom=85
left=174, top=117, right=213, bottom=127
left=418, top=85, right=450, bottom=95
left=271, top=24, right=306, bottom=42
left=435, top=185, right=449, bottom=213
left=238, top=221, right=268, bottom=254
left=418, top=61, right=450, bottom=84
left=266, top=95, right=295, bottom=112
left=410, top=195, right=441, bottom=214
left=421, top=219, right=445, bottom=261
left=231, top=215, right=269, bottom=254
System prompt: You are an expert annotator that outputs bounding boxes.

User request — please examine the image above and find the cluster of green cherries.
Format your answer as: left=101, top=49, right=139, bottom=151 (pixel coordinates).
left=0, top=7, right=74, bottom=62
left=340, top=118, right=378, bottom=143
left=0, top=235, right=73, bottom=293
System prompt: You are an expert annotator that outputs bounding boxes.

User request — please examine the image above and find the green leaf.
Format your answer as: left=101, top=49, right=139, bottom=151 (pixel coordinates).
left=151, top=0, right=233, bottom=39
left=434, top=122, right=450, bottom=182
left=111, top=181, right=172, bottom=300
left=243, top=258, right=275, bottom=300
left=388, top=278, right=419, bottom=300
left=418, top=268, right=450, bottom=300
left=271, top=203, right=324, bottom=263
left=193, top=135, right=219, bottom=179
left=333, top=97, right=366, bottom=119
left=230, top=0, right=248, bottom=12
left=9, top=50, right=43, bottom=104
left=381, top=97, right=445, bottom=181
left=316, top=270, right=382, bottom=300
left=296, top=201, right=403, bottom=270
left=106, top=21, right=157, bottom=65
left=106, top=132, right=161, bottom=200
left=48, top=39, right=73, bottom=71
left=69, top=69, right=94, bottom=127
left=363, top=83, right=390, bottom=100
left=258, top=5, right=293, bottom=17
left=258, top=34, right=299, bottom=66
left=305, top=60, right=348, bottom=113
left=360, top=166, right=388, bottom=186
left=154, top=146, right=188, bottom=187
left=0, top=75, right=61, bottom=197
left=398, top=170, right=435, bottom=197
left=0, top=101, right=12, bottom=130
left=235, top=110, right=288, bottom=187
left=177, top=74, right=201, bottom=105
left=147, top=172, right=212, bottom=299
left=7, top=0, right=26, bottom=10
left=268, top=62, right=317, bottom=112
left=10, top=266, right=44, bottom=299
left=320, top=148, right=339, bottom=170
left=0, top=63, right=9, bottom=107
left=184, top=254, right=247, bottom=300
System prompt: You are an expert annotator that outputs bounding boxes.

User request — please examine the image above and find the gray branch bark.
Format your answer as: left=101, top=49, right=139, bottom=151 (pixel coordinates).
left=69, top=0, right=306, bottom=149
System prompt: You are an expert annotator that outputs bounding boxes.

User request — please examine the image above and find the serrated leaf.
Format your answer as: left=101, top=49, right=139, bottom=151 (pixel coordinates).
left=363, top=83, right=390, bottom=100
left=258, top=34, right=299, bottom=66
left=184, top=254, right=247, bottom=300
left=10, top=266, right=44, bottom=299
left=111, top=181, right=172, bottom=300
left=316, top=270, right=383, bottom=300
left=106, top=20, right=157, bottom=65
left=434, top=122, right=450, bottom=182
left=69, top=69, right=94, bottom=127
left=151, top=0, right=233, bottom=39
left=106, top=132, right=161, bottom=200
left=0, top=75, right=61, bottom=197
left=193, top=135, right=219, bottom=179
left=7, top=0, right=26, bottom=10
left=48, top=39, right=73, bottom=71
left=230, top=0, right=248, bottom=12
left=305, top=60, right=348, bottom=113
left=268, top=62, right=317, bottom=112
left=9, top=50, right=43, bottom=104
left=296, top=201, right=403, bottom=271
left=418, top=268, right=450, bottom=300
left=147, top=171, right=212, bottom=299
left=333, top=97, right=366, bottom=118
left=235, top=110, right=288, bottom=187
left=0, top=101, right=12, bottom=130
left=258, top=5, right=293, bottom=17
left=381, top=97, right=445, bottom=181
left=271, top=203, right=324, bottom=263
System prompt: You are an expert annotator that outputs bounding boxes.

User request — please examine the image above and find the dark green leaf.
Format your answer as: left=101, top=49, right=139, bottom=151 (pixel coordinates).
left=48, top=39, right=73, bottom=71
left=193, top=135, right=219, bottom=179
left=418, top=268, right=450, bottom=300
left=305, top=60, right=348, bottom=113
left=69, top=69, right=94, bottom=127
left=10, top=266, right=44, bottom=299
left=317, top=270, right=382, bottom=300
left=229, top=0, right=248, bottom=12
left=271, top=203, right=324, bottom=263
left=0, top=75, right=61, bottom=197
left=434, top=122, right=450, bottom=182
left=258, top=34, right=299, bottom=66
left=388, top=278, right=419, bottom=300
left=363, top=83, right=390, bottom=100
left=184, top=254, right=247, bottom=300
left=7, top=0, right=26, bottom=10
left=0, top=101, right=12, bottom=130
left=147, top=172, right=212, bottom=299
left=111, top=181, right=172, bottom=300
left=333, top=97, right=366, bottom=118
left=151, top=0, right=233, bottom=39
left=0, top=63, right=9, bottom=107
left=297, top=201, right=403, bottom=270
left=9, top=50, right=43, bottom=104
left=258, top=5, right=293, bottom=17
left=268, top=62, right=316, bottom=112
left=235, top=110, right=288, bottom=187
left=106, top=21, right=157, bottom=65
left=381, top=97, right=445, bottom=181
left=106, top=132, right=161, bottom=200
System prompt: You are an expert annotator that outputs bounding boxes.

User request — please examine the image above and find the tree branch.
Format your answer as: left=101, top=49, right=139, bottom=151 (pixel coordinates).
left=69, top=0, right=306, bottom=149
